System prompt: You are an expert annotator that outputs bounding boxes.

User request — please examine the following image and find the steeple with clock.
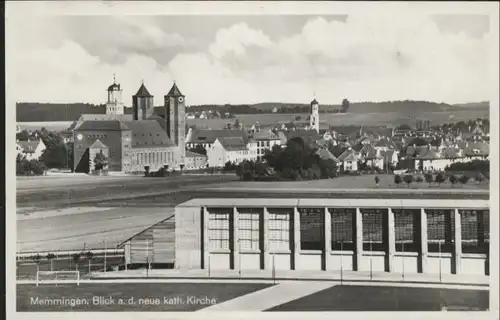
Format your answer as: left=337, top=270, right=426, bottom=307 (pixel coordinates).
left=164, top=81, right=186, bottom=167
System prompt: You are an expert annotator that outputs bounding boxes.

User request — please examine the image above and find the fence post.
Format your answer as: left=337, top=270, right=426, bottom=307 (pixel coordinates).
left=340, top=240, right=343, bottom=285
left=104, top=240, right=107, bottom=273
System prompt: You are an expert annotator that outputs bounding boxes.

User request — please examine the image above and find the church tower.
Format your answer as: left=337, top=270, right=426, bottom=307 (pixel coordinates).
left=164, top=82, right=186, bottom=166
left=310, top=98, right=320, bottom=133
left=132, top=81, right=154, bottom=120
left=106, top=74, right=124, bottom=115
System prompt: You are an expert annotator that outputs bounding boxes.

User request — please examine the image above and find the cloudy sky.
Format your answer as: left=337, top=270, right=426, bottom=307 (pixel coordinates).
left=6, top=4, right=493, bottom=106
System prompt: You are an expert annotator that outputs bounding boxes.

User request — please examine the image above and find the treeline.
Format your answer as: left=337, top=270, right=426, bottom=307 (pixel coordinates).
left=236, top=138, right=338, bottom=181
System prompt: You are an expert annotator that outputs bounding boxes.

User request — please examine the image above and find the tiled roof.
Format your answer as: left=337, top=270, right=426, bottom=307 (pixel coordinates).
left=463, top=142, right=489, bottom=157
left=338, top=149, right=359, bottom=162
left=89, top=139, right=108, bottom=149
left=374, top=138, right=395, bottom=148
left=17, top=140, right=41, bottom=153
left=166, top=83, right=183, bottom=96
left=380, top=149, right=395, bottom=160
left=134, top=83, right=153, bottom=97
left=186, top=150, right=207, bottom=158
left=252, top=130, right=280, bottom=141
left=416, top=148, right=441, bottom=160
left=187, top=129, right=249, bottom=144
left=76, top=114, right=133, bottom=128
left=285, top=129, right=322, bottom=146
left=359, top=144, right=379, bottom=160
left=441, top=147, right=461, bottom=159
left=217, top=137, right=248, bottom=151
left=122, top=121, right=175, bottom=148
left=76, top=120, right=130, bottom=131
left=315, top=148, right=340, bottom=163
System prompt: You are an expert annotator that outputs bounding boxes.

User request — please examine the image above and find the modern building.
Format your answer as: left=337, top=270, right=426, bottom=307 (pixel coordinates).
left=174, top=197, right=490, bottom=276
left=251, top=129, right=282, bottom=161
left=73, top=79, right=186, bottom=173
left=416, top=119, right=431, bottom=131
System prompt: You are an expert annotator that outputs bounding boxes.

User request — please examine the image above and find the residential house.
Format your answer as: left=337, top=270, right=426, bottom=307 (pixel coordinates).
left=185, top=150, right=208, bottom=170
left=206, top=137, right=257, bottom=167
left=251, top=129, right=282, bottom=161
left=338, top=148, right=361, bottom=172
left=185, top=128, right=249, bottom=150
left=16, top=139, right=46, bottom=160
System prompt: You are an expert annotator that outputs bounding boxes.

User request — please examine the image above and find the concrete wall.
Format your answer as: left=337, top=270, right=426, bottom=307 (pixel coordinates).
left=174, top=206, right=203, bottom=269
left=174, top=199, right=489, bottom=277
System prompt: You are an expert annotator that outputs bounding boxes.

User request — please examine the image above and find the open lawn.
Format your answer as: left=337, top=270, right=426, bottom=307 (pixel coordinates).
left=17, top=283, right=273, bottom=311
left=268, top=285, right=489, bottom=311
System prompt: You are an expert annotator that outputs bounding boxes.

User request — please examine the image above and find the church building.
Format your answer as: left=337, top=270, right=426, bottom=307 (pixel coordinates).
left=73, top=77, right=186, bottom=173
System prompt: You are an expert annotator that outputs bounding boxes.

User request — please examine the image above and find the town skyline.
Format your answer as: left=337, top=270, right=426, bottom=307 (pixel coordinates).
left=7, top=3, right=492, bottom=107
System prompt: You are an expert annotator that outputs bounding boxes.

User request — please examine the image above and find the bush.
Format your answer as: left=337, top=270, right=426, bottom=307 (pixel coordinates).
left=394, top=174, right=403, bottom=187
left=449, top=175, right=458, bottom=186
left=403, top=175, right=414, bottom=187
left=415, top=176, right=424, bottom=183
left=459, top=175, right=470, bottom=186
left=435, top=172, right=447, bottom=185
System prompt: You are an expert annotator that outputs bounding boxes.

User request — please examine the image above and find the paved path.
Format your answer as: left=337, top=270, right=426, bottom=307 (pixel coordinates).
left=200, top=282, right=335, bottom=311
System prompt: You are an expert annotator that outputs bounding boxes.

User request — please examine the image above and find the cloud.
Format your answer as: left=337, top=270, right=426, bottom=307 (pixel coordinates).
left=7, top=14, right=491, bottom=108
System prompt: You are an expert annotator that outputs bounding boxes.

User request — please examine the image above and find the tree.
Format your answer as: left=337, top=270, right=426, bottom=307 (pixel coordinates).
left=459, top=175, right=470, bottom=187
left=94, top=150, right=108, bottom=170
left=449, top=175, right=458, bottom=187
left=415, top=176, right=424, bottom=183
left=16, top=130, right=31, bottom=141
left=188, top=144, right=207, bottom=156
left=295, top=115, right=302, bottom=121
left=424, top=173, right=434, bottom=187
left=403, top=175, right=414, bottom=188
left=394, top=174, right=403, bottom=187
left=180, top=164, right=185, bottom=171
left=374, top=176, right=380, bottom=187
left=85, top=251, right=94, bottom=274
left=341, top=98, right=350, bottom=113
left=46, top=253, right=56, bottom=272
left=33, top=254, right=42, bottom=275
left=475, top=173, right=485, bottom=184
left=73, top=253, right=81, bottom=271
left=144, top=166, right=150, bottom=176
left=435, top=172, right=447, bottom=186
left=233, top=118, right=240, bottom=129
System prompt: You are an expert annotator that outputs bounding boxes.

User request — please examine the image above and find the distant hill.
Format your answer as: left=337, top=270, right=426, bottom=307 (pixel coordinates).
left=16, top=100, right=489, bottom=122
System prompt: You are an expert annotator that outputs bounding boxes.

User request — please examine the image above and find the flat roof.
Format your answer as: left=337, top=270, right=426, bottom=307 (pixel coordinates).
left=177, top=198, right=489, bottom=209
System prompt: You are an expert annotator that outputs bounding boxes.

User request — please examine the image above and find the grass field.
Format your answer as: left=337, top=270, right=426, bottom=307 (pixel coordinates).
left=216, top=174, right=489, bottom=190
left=17, top=283, right=273, bottom=311
left=267, top=285, right=489, bottom=311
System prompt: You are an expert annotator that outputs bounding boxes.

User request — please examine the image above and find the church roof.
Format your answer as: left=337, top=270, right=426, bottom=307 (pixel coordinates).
left=186, top=150, right=207, bottom=158
left=75, top=120, right=130, bottom=131
left=311, top=98, right=319, bottom=105
left=122, top=120, right=175, bottom=148
left=166, top=82, right=183, bottom=96
left=78, top=114, right=133, bottom=122
left=134, top=83, right=153, bottom=97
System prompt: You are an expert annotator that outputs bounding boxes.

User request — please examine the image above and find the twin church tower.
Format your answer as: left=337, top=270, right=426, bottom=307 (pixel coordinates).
left=105, top=75, right=186, bottom=148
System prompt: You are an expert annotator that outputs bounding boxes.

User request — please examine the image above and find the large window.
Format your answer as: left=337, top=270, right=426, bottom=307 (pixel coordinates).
left=426, top=209, right=454, bottom=253
left=361, top=209, right=386, bottom=251
left=268, top=208, right=291, bottom=251
left=393, top=209, right=419, bottom=252
left=238, top=208, right=261, bottom=251
left=460, top=209, right=489, bottom=254
left=208, top=208, right=231, bottom=250
left=330, top=208, right=354, bottom=251
left=299, top=208, right=324, bottom=250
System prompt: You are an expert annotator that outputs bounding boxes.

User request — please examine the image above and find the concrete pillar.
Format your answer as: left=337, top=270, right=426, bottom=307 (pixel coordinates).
left=419, top=208, right=428, bottom=273
left=202, top=206, right=209, bottom=270
left=454, top=209, right=462, bottom=274
left=354, top=208, right=363, bottom=271
left=263, top=207, right=270, bottom=269
left=233, top=207, right=240, bottom=271
left=387, top=208, right=396, bottom=272
left=293, top=207, right=300, bottom=270
left=324, top=207, right=331, bottom=270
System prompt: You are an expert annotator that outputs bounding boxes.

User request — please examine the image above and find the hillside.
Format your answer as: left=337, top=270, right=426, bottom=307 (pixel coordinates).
left=16, top=100, right=489, bottom=122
